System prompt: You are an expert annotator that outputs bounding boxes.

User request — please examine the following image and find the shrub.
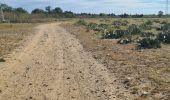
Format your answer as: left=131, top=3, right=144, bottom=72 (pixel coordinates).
left=161, top=21, right=168, bottom=24
left=102, top=32, right=117, bottom=39
left=145, top=20, right=153, bottom=25
left=112, top=20, right=122, bottom=28
left=161, top=23, right=170, bottom=31
left=153, top=19, right=160, bottom=23
left=157, top=32, right=170, bottom=44
left=139, top=23, right=152, bottom=30
left=87, top=22, right=98, bottom=30
left=97, top=24, right=109, bottom=32
left=138, top=38, right=161, bottom=49
left=75, top=20, right=87, bottom=26
left=115, top=29, right=130, bottom=38
left=128, top=24, right=142, bottom=35
left=141, top=32, right=155, bottom=37
left=102, top=29, right=131, bottom=39
left=98, top=24, right=109, bottom=29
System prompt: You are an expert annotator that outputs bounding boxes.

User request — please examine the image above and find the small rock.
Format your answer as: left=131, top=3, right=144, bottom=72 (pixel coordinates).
left=96, top=80, right=99, bottom=83
left=43, top=84, right=48, bottom=87
left=67, top=77, right=70, bottom=79
left=29, top=96, right=33, bottom=99
left=102, top=89, right=106, bottom=92
left=141, top=91, right=149, bottom=97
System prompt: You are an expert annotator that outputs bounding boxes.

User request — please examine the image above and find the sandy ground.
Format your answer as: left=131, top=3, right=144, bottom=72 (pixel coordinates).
left=0, top=23, right=130, bottom=100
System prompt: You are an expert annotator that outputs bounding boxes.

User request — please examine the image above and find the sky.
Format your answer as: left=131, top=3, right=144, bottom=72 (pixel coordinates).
left=0, top=0, right=168, bottom=14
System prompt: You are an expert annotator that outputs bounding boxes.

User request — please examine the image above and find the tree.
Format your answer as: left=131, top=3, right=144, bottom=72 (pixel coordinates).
left=0, top=3, right=13, bottom=12
left=45, top=6, right=51, bottom=13
left=52, top=7, right=63, bottom=14
left=158, top=11, right=163, bottom=18
left=14, top=7, right=28, bottom=13
left=63, top=11, right=75, bottom=18
left=31, top=8, right=45, bottom=14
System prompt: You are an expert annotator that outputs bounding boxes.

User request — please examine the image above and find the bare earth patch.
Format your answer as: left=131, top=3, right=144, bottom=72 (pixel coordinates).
left=61, top=23, right=170, bottom=100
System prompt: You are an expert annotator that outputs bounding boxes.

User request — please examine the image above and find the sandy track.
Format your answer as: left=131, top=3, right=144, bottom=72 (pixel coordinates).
left=0, top=23, right=118, bottom=100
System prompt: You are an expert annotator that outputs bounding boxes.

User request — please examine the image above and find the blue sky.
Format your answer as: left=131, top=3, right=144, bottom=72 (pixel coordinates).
left=1, top=0, right=168, bottom=14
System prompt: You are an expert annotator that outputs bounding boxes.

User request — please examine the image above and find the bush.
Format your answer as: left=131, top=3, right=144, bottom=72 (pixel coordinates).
left=161, top=21, right=168, bottom=24
left=102, top=32, right=117, bottom=39
left=112, top=20, right=122, bottom=28
left=153, top=19, right=160, bottom=23
left=97, top=24, right=109, bottom=32
left=98, top=24, right=109, bottom=29
left=87, top=22, right=98, bottom=30
left=138, top=38, right=161, bottom=49
left=161, top=23, right=170, bottom=31
left=141, top=32, right=155, bottom=37
left=75, top=20, right=87, bottom=26
left=145, top=20, right=153, bottom=25
left=115, top=29, right=130, bottom=38
left=157, top=32, right=170, bottom=43
left=128, top=24, right=142, bottom=35
left=139, top=23, right=152, bottom=30
left=102, top=29, right=130, bottom=39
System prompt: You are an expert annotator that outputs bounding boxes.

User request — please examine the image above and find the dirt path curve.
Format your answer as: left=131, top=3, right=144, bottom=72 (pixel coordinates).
left=0, top=23, right=119, bottom=100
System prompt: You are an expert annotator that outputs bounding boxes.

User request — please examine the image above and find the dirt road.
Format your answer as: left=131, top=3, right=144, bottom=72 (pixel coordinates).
left=0, top=23, right=120, bottom=100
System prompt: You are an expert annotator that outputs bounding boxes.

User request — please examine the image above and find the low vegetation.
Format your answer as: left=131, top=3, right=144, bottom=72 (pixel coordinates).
left=76, top=19, right=170, bottom=49
left=138, top=38, right=161, bottom=49
left=63, top=18, right=170, bottom=99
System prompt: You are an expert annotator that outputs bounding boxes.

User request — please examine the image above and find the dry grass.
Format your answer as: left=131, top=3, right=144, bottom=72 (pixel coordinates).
left=61, top=18, right=170, bottom=99
left=0, top=23, right=35, bottom=59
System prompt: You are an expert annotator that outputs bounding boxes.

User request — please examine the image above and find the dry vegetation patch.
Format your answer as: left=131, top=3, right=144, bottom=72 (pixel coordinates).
left=61, top=19, right=170, bottom=99
left=0, top=23, right=35, bottom=60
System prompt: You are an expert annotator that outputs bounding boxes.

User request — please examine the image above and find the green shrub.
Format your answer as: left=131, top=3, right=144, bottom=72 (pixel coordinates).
left=87, top=22, right=98, bottom=30
left=141, top=32, right=155, bottom=37
left=115, top=29, right=130, bottom=38
left=139, top=23, right=152, bottom=30
left=153, top=19, right=160, bottom=23
left=138, top=38, right=161, bottom=49
left=112, top=20, right=122, bottom=28
left=98, top=24, right=109, bottom=29
left=161, top=21, right=168, bottom=24
left=161, top=24, right=170, bottom=31
left=102, top=29, right=130, bottom=39
left=128, top=24, right=142, bottom=35
left=157, top=32, right=170, bottom=43
left=102, top=32, right=117, bottom=39
left=145, top=20, right=153, bottom=25
left=75, top=20, right=87, bottom=26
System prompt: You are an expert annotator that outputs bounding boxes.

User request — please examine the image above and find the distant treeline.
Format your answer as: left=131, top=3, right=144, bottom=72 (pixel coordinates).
left=0, top=3, right=166, bottom=23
